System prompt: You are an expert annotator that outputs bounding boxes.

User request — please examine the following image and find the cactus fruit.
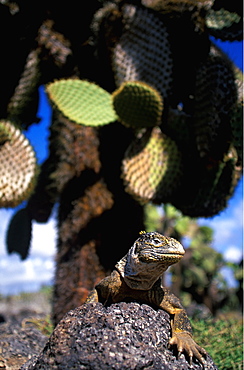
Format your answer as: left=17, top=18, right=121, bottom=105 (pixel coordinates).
left=0, top=120, right=37, bottom=208
left=112, top=4, right=173, bottom=99
left=122, top=126, right=182, bottom=204
left=6, top=207, right=32, bottom=260
left=46, top=79, right=117, bottom=126
left=112, top=81, right=163, bottom=128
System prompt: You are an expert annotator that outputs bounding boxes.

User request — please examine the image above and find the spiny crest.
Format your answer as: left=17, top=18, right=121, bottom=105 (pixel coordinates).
left=122, top=127, right=182, bottom=204
left=112, top=81, right=163, bottom=128
left=46, top=79, right=117, bottom=126
left=0, top=120, right=38, bottom=208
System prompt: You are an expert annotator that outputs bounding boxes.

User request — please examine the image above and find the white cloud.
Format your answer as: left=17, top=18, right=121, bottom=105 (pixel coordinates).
left=199, top=198, right=243, bottom=254
left=30, top=217, right=57, bottom=258
left=0, top=208, right=57, bottom=295
left=224, top=245, right=243, bottom=263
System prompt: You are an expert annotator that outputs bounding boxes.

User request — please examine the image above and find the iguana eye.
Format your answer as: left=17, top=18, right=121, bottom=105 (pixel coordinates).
left=152, top=238, right=161, bottom=245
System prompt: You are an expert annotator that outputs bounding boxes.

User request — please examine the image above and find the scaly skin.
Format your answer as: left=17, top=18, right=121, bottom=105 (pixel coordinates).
left=86, top=231, right=207, bottom=365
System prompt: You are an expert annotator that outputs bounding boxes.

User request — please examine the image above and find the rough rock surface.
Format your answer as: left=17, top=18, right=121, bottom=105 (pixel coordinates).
left=0, top=318, right=48, bottom=370
left=22, top=302, right=218, bottom=370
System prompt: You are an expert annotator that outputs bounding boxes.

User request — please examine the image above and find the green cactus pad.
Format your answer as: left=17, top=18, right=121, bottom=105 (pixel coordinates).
left=46, top=79, right=117, bottom=126
left=6, top=207, right=32, bottom=260
left=7, top=48, right=41, bottom=128
left=122, top=127, right=182, bottom=204
left=0, top=120, right=38, bottom=208
left=172, top=148, right=241, bottom=217
left=112, top=4, right=173, bottom=98
left=112, top=81, right=163, bottom=128
left=206, top=9, right=241, bottom=30
left=0, top=122, right=11, bottom=145
left=206, top=8, right=242, bottom=41
left=193, top=44, right=237, bottom=159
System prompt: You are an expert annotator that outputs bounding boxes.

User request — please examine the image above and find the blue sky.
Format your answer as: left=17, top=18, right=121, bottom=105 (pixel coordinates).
left=0, top=38, right=243, bottom=295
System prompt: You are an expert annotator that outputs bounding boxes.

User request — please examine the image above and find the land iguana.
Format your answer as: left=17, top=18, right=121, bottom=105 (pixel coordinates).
left=86, top=231, right=207, bottom=365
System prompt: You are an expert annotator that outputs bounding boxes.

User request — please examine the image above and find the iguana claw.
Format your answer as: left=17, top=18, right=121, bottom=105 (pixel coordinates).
left=169, top=332, right=207, bottom=365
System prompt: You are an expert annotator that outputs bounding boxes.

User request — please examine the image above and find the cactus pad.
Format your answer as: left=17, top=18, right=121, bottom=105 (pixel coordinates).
left=112, top=81, right=163, bottom=128
left=0, top=120, right=37, bottom=208
left=206, top=8, right=241, bottom=30
left=206, top=8, right=242, bottom=41
left=46, top=79, right=117, bottom=126
left=112, top=4, right=173, bottom=99
left=230, top=104, right=243, bottom=165
left=193, top=44, right=237, bottom=159
left=172, top=148, right=241, bottom=217
left=122, top=127, right=182, bottom=204
left=7, top=48, right=41, bottom=128
left=6, top=207, right=32, bottom=260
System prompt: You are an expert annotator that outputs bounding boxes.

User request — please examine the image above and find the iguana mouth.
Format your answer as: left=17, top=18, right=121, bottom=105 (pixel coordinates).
left=161, top=252, right=185, bottom=256
left=139, top=250, right=184, bottom=262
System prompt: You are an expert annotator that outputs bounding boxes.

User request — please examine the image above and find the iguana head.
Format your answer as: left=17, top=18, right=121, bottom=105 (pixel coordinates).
left=116, top=231, right=185, bottom=290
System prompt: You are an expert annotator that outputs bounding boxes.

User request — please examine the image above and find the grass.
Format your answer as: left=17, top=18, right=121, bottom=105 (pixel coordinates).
left=191, top=313, right=243, bottom=370
left=22, top=315, right=54, bottom=337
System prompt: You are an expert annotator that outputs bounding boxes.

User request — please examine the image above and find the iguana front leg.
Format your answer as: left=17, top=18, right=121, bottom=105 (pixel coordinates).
left=85, top=271, right=122, bottom=305
left=159, top=288, right=207, bottom=365
left=168, top=307, right=207, bottom=365
left=85, top=288, right=99, bottom=303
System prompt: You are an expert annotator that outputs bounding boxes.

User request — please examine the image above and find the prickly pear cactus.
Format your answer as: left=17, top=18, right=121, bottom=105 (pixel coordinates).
left=172, top=147, right=241, bottom=217
left=7, top=49, right=41, bottom=128
left=2, top=0, right=242, bottom=255
left=92, top=0, right=243, bottom=217
left=206, top=7, right=243, bottom=41
left=43, top=0, right=242, bottom=218
left=0, top=120, right=37, bottom=208
left=111, top=3, right=173, bottom=100
left=112, top=81, right=163, bottom=128
left=6, top=207, right=32, bottom=260
left=122, top=127, right=182, bottom=204
left=46, top=79, right=117, bottom=126
left=0, top=0, right=242, bottom=324
left=192, top=44, right=237, bottom=160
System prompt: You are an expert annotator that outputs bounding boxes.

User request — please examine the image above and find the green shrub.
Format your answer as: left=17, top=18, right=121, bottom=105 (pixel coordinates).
left=191, top=315, right=243, bottom=370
